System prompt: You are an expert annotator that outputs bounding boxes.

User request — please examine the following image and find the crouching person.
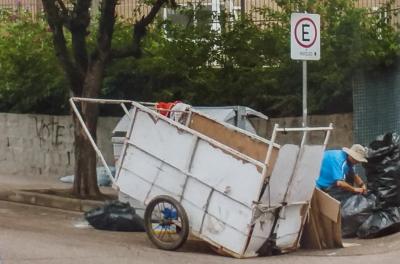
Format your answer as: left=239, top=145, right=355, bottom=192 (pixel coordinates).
left=316, top=144, right=368, bottom=201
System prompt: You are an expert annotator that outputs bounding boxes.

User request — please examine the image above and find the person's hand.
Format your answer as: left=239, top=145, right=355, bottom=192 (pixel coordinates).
left=361, top=184, right=367, bottom=194
left=353, top=187, right=365, bottom=194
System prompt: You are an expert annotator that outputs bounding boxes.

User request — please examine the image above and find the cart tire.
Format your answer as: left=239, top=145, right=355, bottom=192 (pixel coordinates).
left=144, top=195, right=189, bottom=251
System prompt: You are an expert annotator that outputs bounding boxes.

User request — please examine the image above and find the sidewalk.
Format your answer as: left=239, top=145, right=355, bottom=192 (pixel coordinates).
left=0, top=174, right=117, bottom=212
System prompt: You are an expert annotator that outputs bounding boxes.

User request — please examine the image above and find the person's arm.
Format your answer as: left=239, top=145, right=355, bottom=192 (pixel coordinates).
left=336, top=180, right=364, bottom=194
left=354, top=174, right=367, bottom=193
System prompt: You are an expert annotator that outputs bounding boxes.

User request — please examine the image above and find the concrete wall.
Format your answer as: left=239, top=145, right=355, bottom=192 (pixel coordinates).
left=251, top=113, right=353, bottom=149
left=0, top=113, right=119, bottom=179
left=0, top=112, right=353, bottom=180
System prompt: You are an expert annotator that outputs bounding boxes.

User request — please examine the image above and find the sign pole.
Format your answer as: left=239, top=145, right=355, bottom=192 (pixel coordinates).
left=291, top=13, right=320, bottom=128
left=302, top=60, right=307, bottom=127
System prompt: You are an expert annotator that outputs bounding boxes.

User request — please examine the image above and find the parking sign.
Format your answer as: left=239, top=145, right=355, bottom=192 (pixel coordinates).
left=291, top=13, right=320, bottom=60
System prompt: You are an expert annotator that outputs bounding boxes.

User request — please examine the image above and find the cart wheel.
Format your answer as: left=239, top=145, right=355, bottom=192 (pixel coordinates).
left=144, top=195, right=189, bottom=251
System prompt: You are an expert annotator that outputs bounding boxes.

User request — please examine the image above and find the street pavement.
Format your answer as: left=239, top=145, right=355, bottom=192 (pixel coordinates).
left=1, top=200, right=400, bottom=264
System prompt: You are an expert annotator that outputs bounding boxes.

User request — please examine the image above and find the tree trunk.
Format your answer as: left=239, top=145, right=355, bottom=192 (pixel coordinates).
left=72, top=64, right=104, bottom=198
left=72, top=103, right=100, bottom=198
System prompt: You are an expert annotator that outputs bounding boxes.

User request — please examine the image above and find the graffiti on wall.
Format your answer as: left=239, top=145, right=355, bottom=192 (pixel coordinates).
left=0, top=114, right=116, bottom=177
left=34, top=117, right=74, bottom=147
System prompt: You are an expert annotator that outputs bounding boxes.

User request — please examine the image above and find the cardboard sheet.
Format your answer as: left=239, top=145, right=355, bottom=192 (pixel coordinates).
left=301, top=188, right=343, bottom=249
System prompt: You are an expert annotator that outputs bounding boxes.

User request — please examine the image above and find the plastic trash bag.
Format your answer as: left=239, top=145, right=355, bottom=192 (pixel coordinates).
left=85, top=201, right=145, bottom=232
left=366, top=133, right=400, bottom=163
left=357, top=206, right=400, bottom=238
left=364, top=133, right=400, bottom=208
left=341, top=193, right=376, bottom=238
left=60, top=166, right=116, bottom=187
left=346, top=133, right=400, bottom=239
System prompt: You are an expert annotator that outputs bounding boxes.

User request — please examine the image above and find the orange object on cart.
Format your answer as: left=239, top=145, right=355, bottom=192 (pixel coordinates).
left=155, top=101, right=181, bottom=117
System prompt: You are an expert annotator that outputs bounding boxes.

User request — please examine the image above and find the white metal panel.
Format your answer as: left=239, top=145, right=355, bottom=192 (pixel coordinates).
left=274, top=204, right=305, bottom=248
left=129, top=110, right=194, bottom=170
left=182, top=178, right=211, bottom=210
left=285, top=145, right=324, bottom=203
left=261, top=145, right=299, bottom=206
left=202, top=214, right=249, bottom=255
left=146, top=186, right=180, bottom=205
left=243, top=120, right=257, bottom=134
left=207, top=191, right=253, bottom=234
left=112, top=108, right=134, bottom=134
left=181, top=200, right=205, bottom=233
left=119, top=146, right=161, bottom=183
left=153, top=165, right=187, bottom=197
left=190, top=140, right=263, bottom=207
left=194, top=108, right=235, bottom=123
left=117, top=168, right=152, bottom=204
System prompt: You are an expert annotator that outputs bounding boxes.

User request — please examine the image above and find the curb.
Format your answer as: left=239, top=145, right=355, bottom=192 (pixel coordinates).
left=0, top=190, right=107, bottom=212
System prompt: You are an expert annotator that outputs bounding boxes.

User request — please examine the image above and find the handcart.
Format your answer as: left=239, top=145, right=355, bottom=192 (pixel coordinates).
left=70, top=97, right=333, bottom=258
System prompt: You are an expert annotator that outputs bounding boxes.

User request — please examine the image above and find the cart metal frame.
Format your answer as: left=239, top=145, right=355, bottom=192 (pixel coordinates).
left=70, top=97, right=333, bottom=258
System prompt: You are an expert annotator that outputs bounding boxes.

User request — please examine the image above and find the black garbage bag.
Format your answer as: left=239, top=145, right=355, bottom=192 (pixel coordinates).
left=85, top=200, right=145, bottom=232
left=367, top=133, right=400, bottom=162
left=364, top=133, right=400, bottom=208
left=357, top=206, right=400, bottom=238
left=341, top=193, right=376, bottom=238
left=372, top=169, right=400, bottom=208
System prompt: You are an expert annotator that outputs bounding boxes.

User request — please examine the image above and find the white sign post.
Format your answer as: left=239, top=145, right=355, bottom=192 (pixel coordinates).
left=291, top=13, right=320, bottom=128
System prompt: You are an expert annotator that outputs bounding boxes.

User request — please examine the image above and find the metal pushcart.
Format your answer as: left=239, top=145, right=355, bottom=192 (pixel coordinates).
left=70, top=97, right=333, bottom=258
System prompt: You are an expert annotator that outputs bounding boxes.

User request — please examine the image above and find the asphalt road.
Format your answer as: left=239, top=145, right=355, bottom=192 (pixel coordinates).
left=1, top=200, right=400, bottom=264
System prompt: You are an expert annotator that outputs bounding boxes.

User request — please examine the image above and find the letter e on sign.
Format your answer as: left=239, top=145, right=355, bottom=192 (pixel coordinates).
left=291, top=13, right=320, bottom=60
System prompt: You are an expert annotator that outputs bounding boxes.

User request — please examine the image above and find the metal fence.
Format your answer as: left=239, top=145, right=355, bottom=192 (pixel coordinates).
left=1, top=0, right=399, bottom=23
left=353, top=60, right=400, bottom=148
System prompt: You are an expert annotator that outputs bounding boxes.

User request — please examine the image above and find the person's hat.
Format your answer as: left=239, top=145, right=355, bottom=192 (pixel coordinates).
left=342, top=144, right=368, bottom=163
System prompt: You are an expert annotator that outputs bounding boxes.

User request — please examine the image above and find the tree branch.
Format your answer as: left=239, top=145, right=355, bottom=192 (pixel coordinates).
left=54, top=0, right=72, bottom=30
left=92, top=0, right=118, bottom=62
left=55, top=0, right=68, bottom=16
left=111, top=0, right=175, bottom=59
left=132, top=0, right=169, bottom=58
left=70, top=0, right=92, bottom=74
left=42, top=0, right=83, bottom=95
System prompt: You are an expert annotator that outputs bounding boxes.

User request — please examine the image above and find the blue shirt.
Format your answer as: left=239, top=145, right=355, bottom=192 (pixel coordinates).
left=316, top=150, right=354, bottom=189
